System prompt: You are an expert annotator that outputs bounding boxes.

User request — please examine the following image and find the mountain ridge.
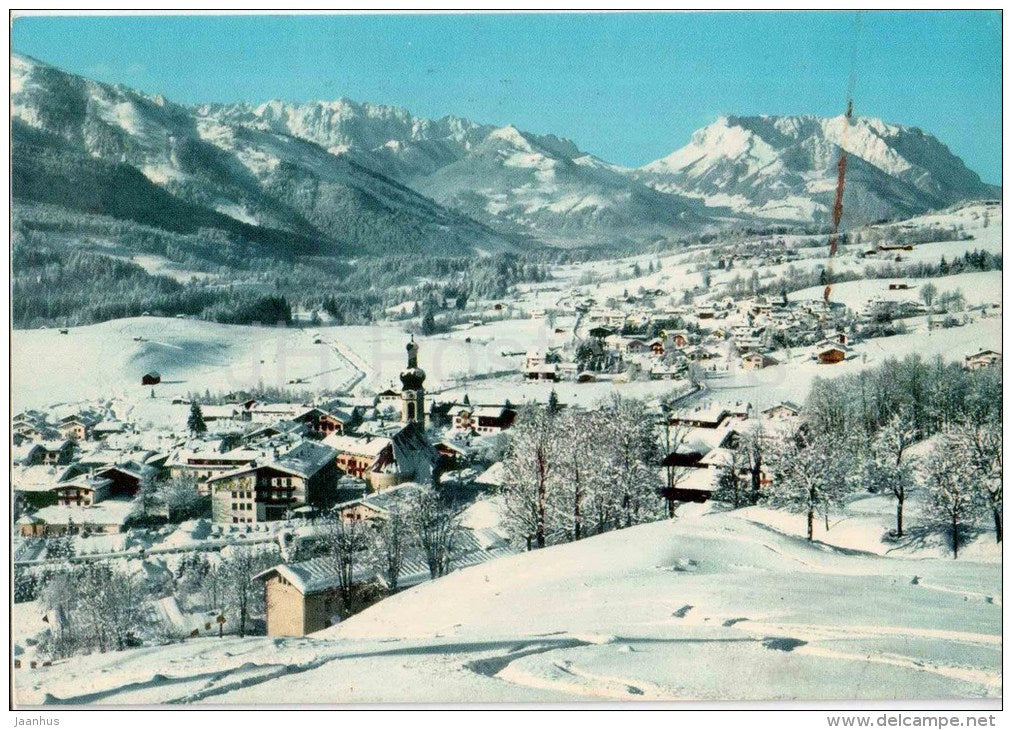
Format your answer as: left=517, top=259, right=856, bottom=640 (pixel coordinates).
left=11, top=52, right=1000, bottom=254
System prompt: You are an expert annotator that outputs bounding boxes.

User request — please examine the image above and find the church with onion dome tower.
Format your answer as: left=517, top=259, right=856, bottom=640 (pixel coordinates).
left=400, top=336, right=426, bottom=425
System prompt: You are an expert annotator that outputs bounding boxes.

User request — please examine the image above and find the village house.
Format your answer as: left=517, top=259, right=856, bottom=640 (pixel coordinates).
left=815, top=343, right=849, bottom=364
left=17, top=500, right=135, bottom=538
left=92, top=420, right=129, bottom=440
left=58, top=415, right=98, bottom=441
left=322, top=433, right=397, bottom=491
left=208, top=441, right=339, bottom=524
left=524, top=351, right=559, bottom=381
left=95, top=463, right=145, bottom=498
left=375, top=388, right=401, bottom=409
left=741, top=352, right=777, bottom=371
left=761, top=401, right=802, bottom=420
left=166, top=448, right=263, bottom=491
left=337, top=482, right=423, bottom=523
left=36, top=440, right=75, bottom=466
left=254, top=528, right=514, bottom=637
left=964, top=349, right=1002, bottom=370
left=53, top=474, right=112, bottom=507
left=450, top=404, right=517, bottom=435
left=290, top=406, right=355, bottom=436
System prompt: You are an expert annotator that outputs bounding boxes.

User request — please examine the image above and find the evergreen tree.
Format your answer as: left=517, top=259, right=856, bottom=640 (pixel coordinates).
left=188, top=402, right=207, bottom=434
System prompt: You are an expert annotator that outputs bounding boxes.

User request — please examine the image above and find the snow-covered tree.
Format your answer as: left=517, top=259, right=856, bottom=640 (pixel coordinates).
left=501, top=405, right=558, bottom=549
left=135, top=465, right=161, bottom=518
left=322, top=517, right=371, bottom=604
left=41, top=563, right=155, bottom=658
left=601, top=395, right=664, bottom=529
left=864, top=409, right=918, bottom=537
left=410, top=486, right=463, bottom=579
left=218, top=546, right=279, bottom=637
left=924, top=431, right=984, bottom=558
left=157, top=473, right=204, bottom=522
left=950, top=418, right=1002, bottom=543
left=372, top=504, right=409, bottom=592
left=766, top=432, right=851, bottom=541
left=552, top=408, right=610, bottom=539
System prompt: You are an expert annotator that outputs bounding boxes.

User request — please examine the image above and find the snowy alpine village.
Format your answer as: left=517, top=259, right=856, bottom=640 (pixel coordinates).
left=9, top=14, right=1003, bottom=707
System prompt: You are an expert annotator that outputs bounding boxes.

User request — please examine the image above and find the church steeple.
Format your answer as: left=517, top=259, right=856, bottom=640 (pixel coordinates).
left=400, top=336, right=426, bottom=424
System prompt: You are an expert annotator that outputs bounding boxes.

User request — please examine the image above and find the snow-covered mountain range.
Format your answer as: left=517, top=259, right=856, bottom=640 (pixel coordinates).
left=637, top=114, right=999, bottom=225
left=11, top=53, right=1000, bottom=255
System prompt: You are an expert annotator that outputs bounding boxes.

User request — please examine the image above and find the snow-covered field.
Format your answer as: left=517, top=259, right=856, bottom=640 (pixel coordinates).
left=14, top=498, right=1000, bottom=705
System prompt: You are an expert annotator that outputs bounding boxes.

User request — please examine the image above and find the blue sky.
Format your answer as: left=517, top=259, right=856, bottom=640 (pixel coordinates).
left=11, top=11, right=1002, bottom=183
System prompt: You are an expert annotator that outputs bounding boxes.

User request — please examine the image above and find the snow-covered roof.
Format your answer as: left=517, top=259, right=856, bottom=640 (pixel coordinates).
left=33, top=499, right=135, bottom=527
left=322, top=433, right=391, bottom=458
left=12, top=464, right=79, bottom=491
left=273, top=441, right=337, bottom=479
left=475, top=461, right=506, bottom=487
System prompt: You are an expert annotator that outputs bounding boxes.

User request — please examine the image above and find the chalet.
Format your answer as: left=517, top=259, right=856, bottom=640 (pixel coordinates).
left=95, top=464, right=145, bottom=498
left=577, top=371, right=597, bottom=383
left=669, top=403, right=731, bottom=429
left=761, top=401, right=802, bottom=420
left=695, top=305, right=716, bottom=320
left=92, top=420, right=128, bottom=440
left=434, top=440, right=470, bottom=469
left=17, top=500, right=135, bottom=537
left=964, top=350, right=1002, bottom=371
left=375, top=389, right=401, bottom=409
left=36, top=440, right=75, bottom=466
left=58, top=415, right=97, bottom=441
left=450, top=404, right=517, bottom=435
left=12, top=464, right=85, bottom=508
left=888, top=283, right=912, bottom=290
left=587, top=326, right=614, bottom=341
left=141, top=372, right=161, bottom=386
left=245, top=402, right=312, bottom=423
left=12, top=416, right=49, bottom=442
left=322, top=433, right=396, bottom=491
left=660, top=465, right=718, bottom=504
left=524, top=351, right=558, bottom=381
left=208, top=441, right=339, bottom=524
left=53, top=475, right=112, bottom=507
left=291, top=407, right=354, bottom=436
left=254, top=530, right=516, bottom=636
left=663, top=330, right=689, bottom=348
left=243, top=420, right=309, bottom=443
left=741, top=352, right=778, bottom=371
left=167, top=448, right=262, bottom=488
left=198, top=405, right=242, bottom=423
left=337, top=483, right=424, bottom=523
left=12, top=443, right=45, bottom=466
left=816, top=343, right=849, bottom=364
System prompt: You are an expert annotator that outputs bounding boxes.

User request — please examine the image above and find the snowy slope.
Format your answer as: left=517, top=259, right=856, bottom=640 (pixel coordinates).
left=14, top=505, right=1000, bottom=704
